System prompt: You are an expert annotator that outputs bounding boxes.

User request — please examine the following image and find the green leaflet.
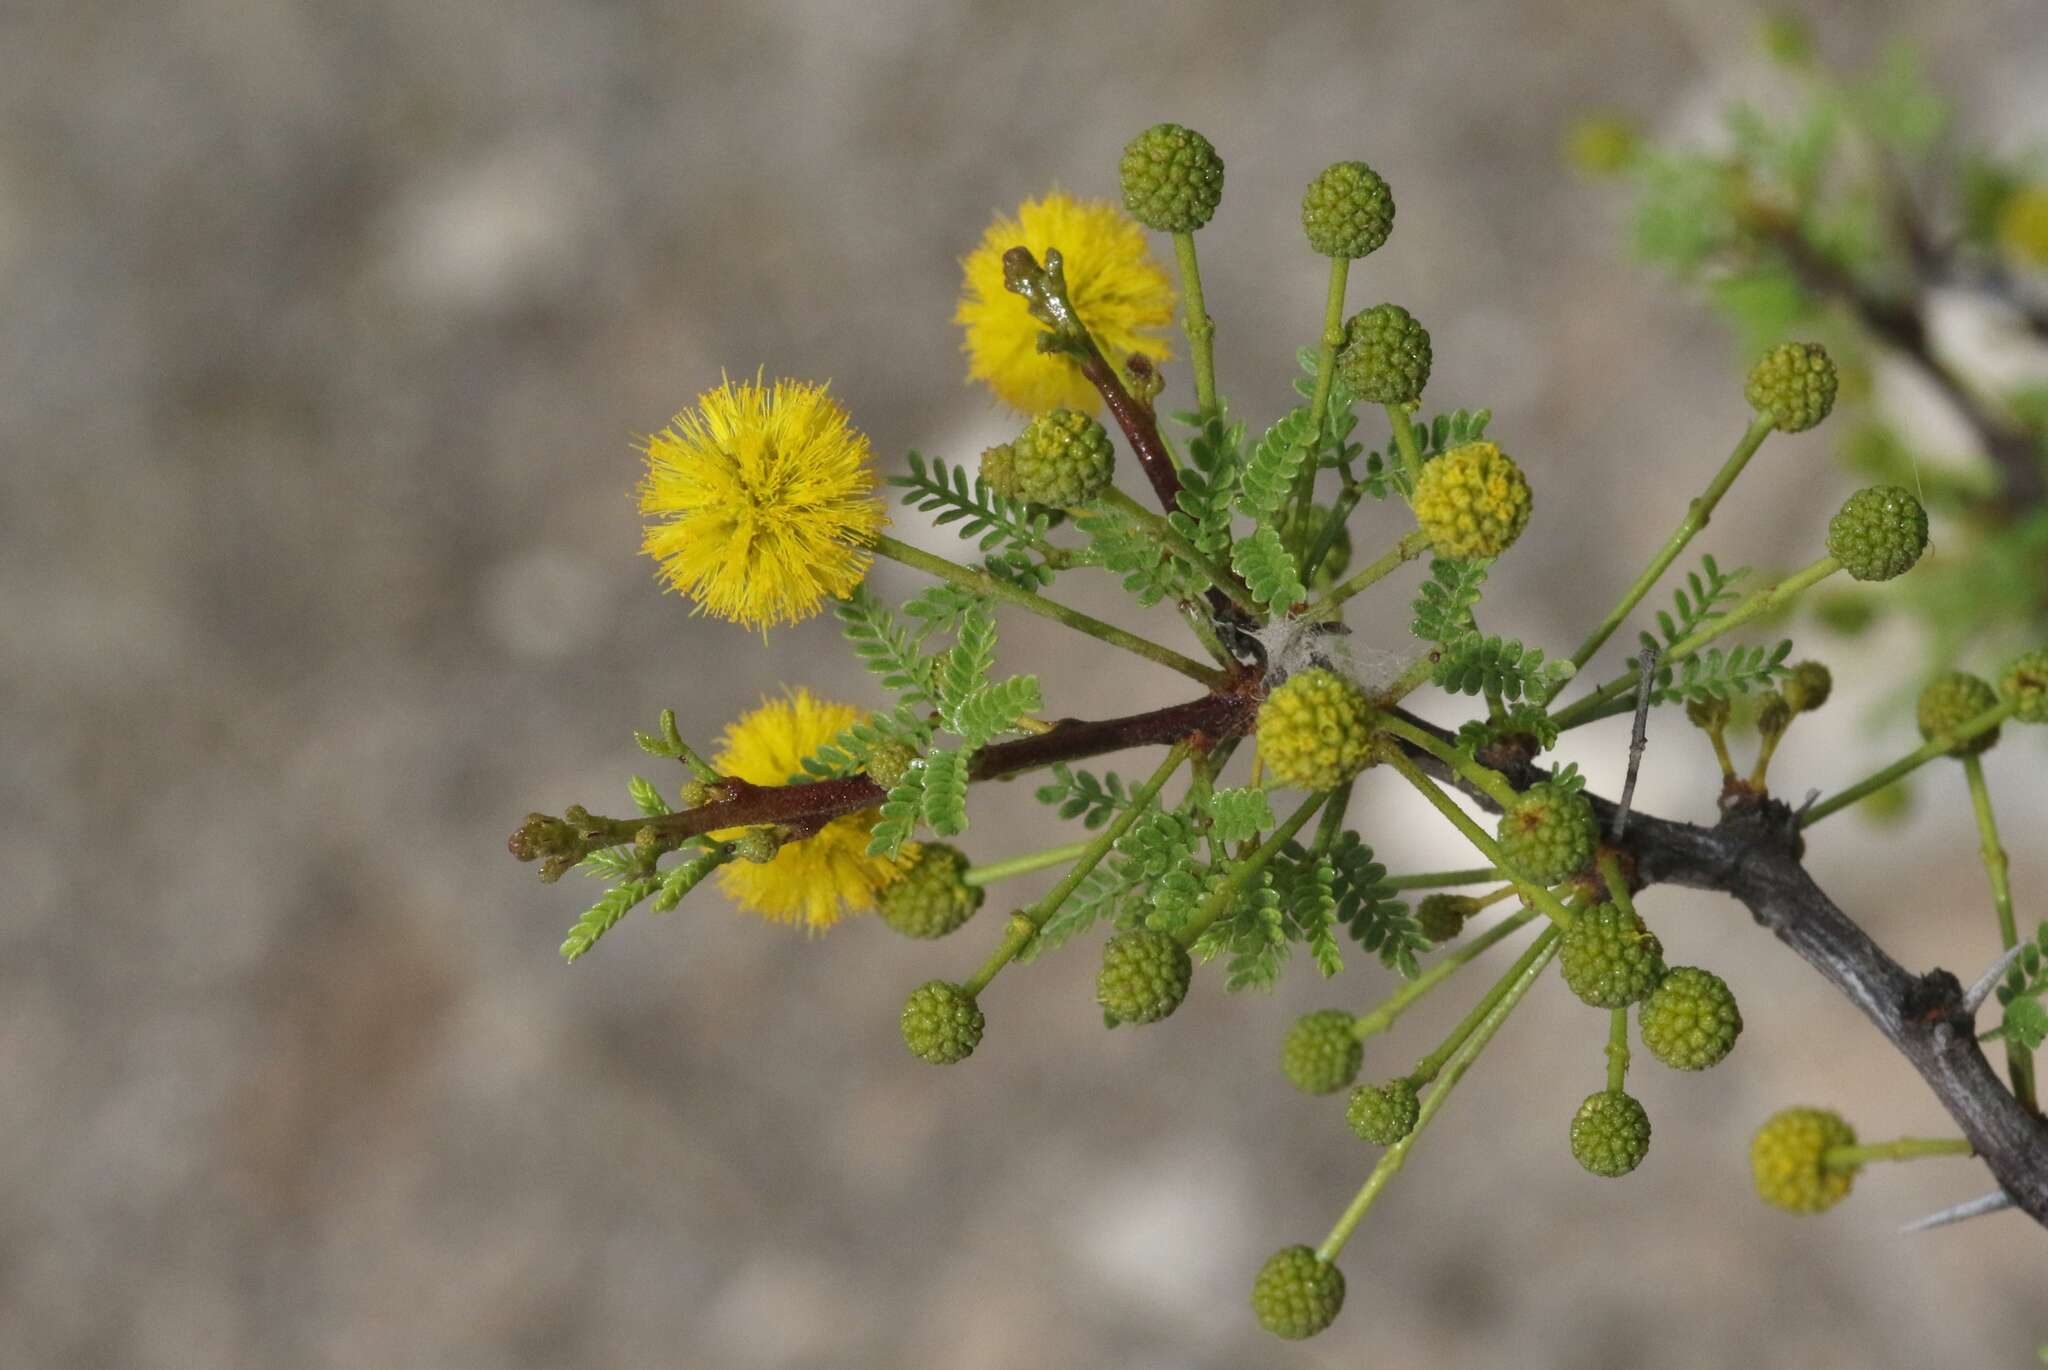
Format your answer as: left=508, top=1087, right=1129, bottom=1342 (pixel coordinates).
left=1231, top=523, right=1306, bottom=612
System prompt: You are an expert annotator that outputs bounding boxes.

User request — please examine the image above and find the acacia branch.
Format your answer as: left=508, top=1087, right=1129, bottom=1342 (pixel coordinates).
left=513, top=688, right=2048, bottom=1223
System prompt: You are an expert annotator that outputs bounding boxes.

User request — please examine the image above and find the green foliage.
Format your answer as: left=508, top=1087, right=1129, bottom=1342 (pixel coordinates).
left=1074, top=505, right=1207, bottom=605
left=1455, top=704, right=1561, bottom=756
left=919, top=747, right=973, bottom=836
left=837, top=587, right=932, bottom=706
left=1433, top=634, right=1574, bottom=701
left=628, top=775, right=671, bottom=818
left=1988, top=923, right=2048, bottom=1051
left=1360, top=408, right=1493, bottom=500
left=1237, top=407, right=1318, bottom=520
left=1641, top=636, right=1793, bottom=704
left=797, top=704, right=930, bottom=781
left=868, top=766, right=927, bottom=857
left=1651, top=554, right=1749, bottom=648
left=892, top=450, right=1059, bottom=554
left=1021, top=858, right=1143, bottom=963
left=1327, top=832, right=1425, bottom=978
left=1204, top=786, right=1276, bottom=846
left=1035, top=764, right=1134, bottom=829
left=1232, top=523, right=1307, bottom=612
left=1411, top=558, right=1490, bottom=644
left=1167, top=411, right=1243, bottom=558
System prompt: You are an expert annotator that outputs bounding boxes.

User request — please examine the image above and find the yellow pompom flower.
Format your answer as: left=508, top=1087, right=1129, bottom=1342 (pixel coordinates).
left=956, top=192, right=1176, bottom=413
left=638, top=375, right=887, bottom=630
left=1750, top=1106, right=1857, bottom=1214
left=713, top=689, right=910, bottom=931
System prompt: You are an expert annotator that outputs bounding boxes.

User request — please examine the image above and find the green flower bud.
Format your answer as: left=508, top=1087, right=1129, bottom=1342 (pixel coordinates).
left=984, top=410, right=1117, bottom=509
left=1336, top=303, right=1431, bottom=405
left=1281, top=1009, right=1363, bottom=1095
left=1251, top=1245, right=1345, bottom=1340
left=1413, top=441, right=1533, bottom=561
left=1119, top=123, right=1225, bottom=232
left=1826, top=485, right=1927, bottom=582
left=1745, top=341, right=1838, bottom=433
left=1569, top=1089, right=1652, bottom=1177
left=1639, top=966, right=1742, bottom=1071
left=1917, top=671, right=2000, bottom=756
left=900, top=980, right=984, bottom=1065
left=877, top=843, right=984, bottom=939
left=1558, top=902, right=1667, bottom=1009
left=2001, top=647, right=2048, bottom=724
left=1255, top=668, right=1380, bottom=791
left=1496, top=781, right=1597, bottom=885
left=1097, top=928, right=1192, bottom=1026
left=1780, top=660, right=1833, bottom=714
left=1301, top=161, right=1394, bottom=259
left=1415, top=893, right=1478, bottom=944
left=1751, top=1106, right=1856, bottom=1213
left=1346, top=1077, right=1420, bottom=1146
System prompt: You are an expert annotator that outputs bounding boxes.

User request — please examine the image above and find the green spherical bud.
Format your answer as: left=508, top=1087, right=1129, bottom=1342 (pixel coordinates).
left=1119, top=123, right=1225, bottom=233
left=2001, top=647, right=2048, bottom=724
left=1412, top=441, right=1533, bottom=561
left=1335, top=302, right=1432, bottom=405
left=864, top=740, right=918, bottom=790
left=1250, top=1245, right=1345, bottom=1340
left=977, top=442, right=1016, bottom=497
left=1496, top=781, right=1598, bottom=885
left=1569, top=1090, right=1652, bottom=1177
left=731, top=827, right=780, bottom=864
left=1346, top=1077, right=1420, bottom=1146
left=1281, top=1009, right=1363, bottom=1095
left=1916, top=671, right=2001, bottom=756
left=900, top=980, right=984, bottom=1065
left=1097, top=928, right=1193, bottom=1026
left=1745, top=341, right=1838, bottom=432
left=1415, top=893, right=1479, bottom=944
left=679, top=779, right=719, bottom=809
left=1755, top=690, right=1793, bottom=740
left=985, top=410, right=1116, bottom=508
left=1558, top=902, right=1667, bottom=1009
left=1751, top=1106, right=1857, bottom=1213
left=1826, top=485, right=1928, bottom=582
left=1301, top=161, right=1394, bottom=259
left=1639, top=966, right=1743, bottom=1071
left=1781, top=660, right=1833, bottom=715
left=1255, top=668, right=1380, bottom=791
left=1685, top=694, right=1731, bottom=732
left=877, top=843, right=984, bottom=939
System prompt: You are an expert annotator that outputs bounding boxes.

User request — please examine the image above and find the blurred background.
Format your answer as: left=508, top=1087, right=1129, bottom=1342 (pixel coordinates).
left=5, top=0, right=2046, bottom=1365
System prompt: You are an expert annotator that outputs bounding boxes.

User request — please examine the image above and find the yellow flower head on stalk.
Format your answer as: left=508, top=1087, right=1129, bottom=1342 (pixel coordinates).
left=713, top=689, right=910, bottom=932
left=638, top=374, right=887, bottom=630
left=956, top=192, right=1176, bottom=413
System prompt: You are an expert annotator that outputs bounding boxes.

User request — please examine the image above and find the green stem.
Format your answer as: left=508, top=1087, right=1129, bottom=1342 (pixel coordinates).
left=1386, top=404, right=1425, bottom=492
left=1378, top=650, right=1440, bottom=706
left=1605, top=1006, right=1630, bottom=1094
left=1352, top=904, right=1542, bottom=1039
left=871, top=534, right=1229, bottom=688
left=1376, top=714, right=1522, bottom=809
left=1176, top=791, right=1330, bottom=946
left=1550, top=554, right=1843, bottom=732
left=1298, top=473, right=1363, bottom=585
left=1381, top=866, right=1503, bottom=891
left=1383, top=751, right=1578, bottom=928
left=964, top=840, right=1094, bottom=887
left=1964, top=754, right=2036, bottom=1111
left=1410, top=928, right=1560, bottom=1085
left=1317, top=926, right=1561, bottom=1263
left=1823, top=1136, right=1974, bottom=1169
left=1093, top=487, right=1262, bottom=616
left=1304, top=528, right=1431, bottom=620
left=1800, top=698, right=2017, bottom=827
left=960, top=742, right=1192, bottom=996
left=1171, top=231, right=1219, bottom=417
left=1306, top=257, right=1352, bottom=437
left=1558, top=416, right=1774, bottom=691
left=1597, top=851, right=1635, bottom=921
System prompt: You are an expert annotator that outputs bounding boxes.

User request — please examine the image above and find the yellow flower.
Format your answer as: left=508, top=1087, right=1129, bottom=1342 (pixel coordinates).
left=713, top=689, right=909, bottom=931
left=956, top=192, right=1176, bottom=413
left=638, top=375, right=887, bottom=630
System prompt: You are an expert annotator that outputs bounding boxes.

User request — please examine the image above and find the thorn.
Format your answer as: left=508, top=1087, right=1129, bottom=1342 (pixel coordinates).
left=1963, top=941, right=2029, bottom=1016
left=1612, top=642, right=1659, bottom=840
left=1898, top=1188, right=2015, bottom=1234
left=1794, top=787, right=1821, bottom=818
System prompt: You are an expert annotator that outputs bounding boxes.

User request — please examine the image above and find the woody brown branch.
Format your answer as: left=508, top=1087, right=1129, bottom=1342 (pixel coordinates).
left=512, top=690, right=2048, bottom=1223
